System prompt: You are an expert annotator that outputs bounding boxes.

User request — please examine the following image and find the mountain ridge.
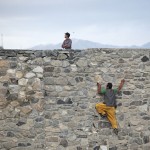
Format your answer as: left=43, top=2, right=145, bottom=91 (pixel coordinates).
left=30, top=39, right=150, bottom=50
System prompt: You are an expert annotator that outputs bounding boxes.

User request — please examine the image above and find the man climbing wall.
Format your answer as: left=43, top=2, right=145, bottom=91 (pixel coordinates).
left=95, top=79, right=125, bottom=135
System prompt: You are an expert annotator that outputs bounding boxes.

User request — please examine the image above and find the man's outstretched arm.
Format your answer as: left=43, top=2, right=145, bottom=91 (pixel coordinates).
left=97, top=82, right=101, bottom=94
left=118, top=79, right=125, bottom=91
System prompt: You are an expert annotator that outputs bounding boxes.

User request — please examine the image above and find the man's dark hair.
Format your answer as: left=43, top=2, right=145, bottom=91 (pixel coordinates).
left=107, top=83, right=113, bottom=89
left=65, top=32, right=70, bottom=38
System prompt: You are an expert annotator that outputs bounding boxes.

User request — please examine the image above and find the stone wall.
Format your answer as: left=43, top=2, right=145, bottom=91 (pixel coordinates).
left=0, top=48, right=150, bottom=150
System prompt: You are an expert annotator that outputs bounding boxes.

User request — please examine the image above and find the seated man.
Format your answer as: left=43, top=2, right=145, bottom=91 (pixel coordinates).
left=95, top=79, right=125, bottom=135
left=62, top=32, right=72, bottom=49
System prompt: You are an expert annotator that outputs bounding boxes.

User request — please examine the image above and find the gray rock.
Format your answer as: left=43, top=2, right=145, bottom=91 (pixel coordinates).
left=51, top=60, right=62, bottom=66
left=16, top=121, right=26, bottom=126
left=10, top=78, right=18, bottom=84
left=118, top=58, right=125, bottom=63
left=60, top=139, right=68, bottom=147
left=143, top=144, right=150, bottom=150
left=141, top=56, right=149, bottom=62
left=132, top=138, right=143, bottom=145
left=109, top=146, right=117, bottom=150
left=46, top=136, right=59, bottom=142
left=44, top=77, right=55, bottom=85
left=44, top=66, right=54, bottom=72
left=94, top=146, right=100, bottom=150
left=57, top=53, right=68, bottom=60
left=75, top=77, right=83, bottom=83
left=9, top=85, right=19, bottom=93
left=119, top=52, right=132, bottom=58
left=123, top=91, right=133, bottom=95
left=35, top=117, right=44, bottom=122
left=98, top=121, right=111, bottom=128
left=18, top=142, right=31, bottom=147
left=2, top=141, right=17, bottom=149
left=30, top=97, right=39, bottom=103
left=18, top=78, right=28, bottom=86
left=33, top=66, right=43, bottom=73
left=63, top=61, right=70, bottom=67
left=0, top=85, right=8, bottom=95
left=130, top=101, right=142, bottom=106
left=10, top=62, right=18, bottom=68
left=76, top=59, right=88, bottom=67
left=7, top=131, right=15, bottom=137
left=77, top=135, right=87, bottom=138
left=0, top=68, right=7, bottom=76
left=138, top=104, right=148, bottom=112
left=6, top=93, right=18, bottom=101
left=64, top=68, right=71, bottom=73
left=143, top=136, right=149, bottom=144
left=25, top=72, right=36, bottom=78
left=31, top=58, right=43, bottom=65
left=55, top=77, right=68, bottom=85
left=57, top=99, right=65, bottom=104
left=142, top=116, right=150, bottom=120
left=65, top=98, right=73, bottom=104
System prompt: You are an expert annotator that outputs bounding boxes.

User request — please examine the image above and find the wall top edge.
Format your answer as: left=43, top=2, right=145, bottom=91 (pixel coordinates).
left=0, top=48, right=150, bottom=52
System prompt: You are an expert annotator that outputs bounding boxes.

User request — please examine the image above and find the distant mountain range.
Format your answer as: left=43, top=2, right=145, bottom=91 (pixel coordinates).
left=30, top=39, right=150, bottom=50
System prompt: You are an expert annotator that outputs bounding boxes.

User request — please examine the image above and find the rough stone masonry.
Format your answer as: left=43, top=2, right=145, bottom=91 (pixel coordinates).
left=0, top=48, right=150, bottom=150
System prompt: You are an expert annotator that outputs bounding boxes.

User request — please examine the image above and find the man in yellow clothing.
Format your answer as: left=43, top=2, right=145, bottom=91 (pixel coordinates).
left=95, top=79, right=125, bottom=135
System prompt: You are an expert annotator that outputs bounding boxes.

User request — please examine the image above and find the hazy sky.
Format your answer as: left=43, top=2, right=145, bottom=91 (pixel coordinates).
left=0, top=0, right=150, bottom=49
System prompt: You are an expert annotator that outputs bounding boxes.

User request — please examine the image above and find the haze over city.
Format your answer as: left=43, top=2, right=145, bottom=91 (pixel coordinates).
left=0, top=0, right=150, bottom=49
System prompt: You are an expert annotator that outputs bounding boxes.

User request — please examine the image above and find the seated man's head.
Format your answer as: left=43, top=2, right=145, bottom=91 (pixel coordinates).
left=106, top=83, right=113, bottom=89
left=65, top=32, right=70, bottom=38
